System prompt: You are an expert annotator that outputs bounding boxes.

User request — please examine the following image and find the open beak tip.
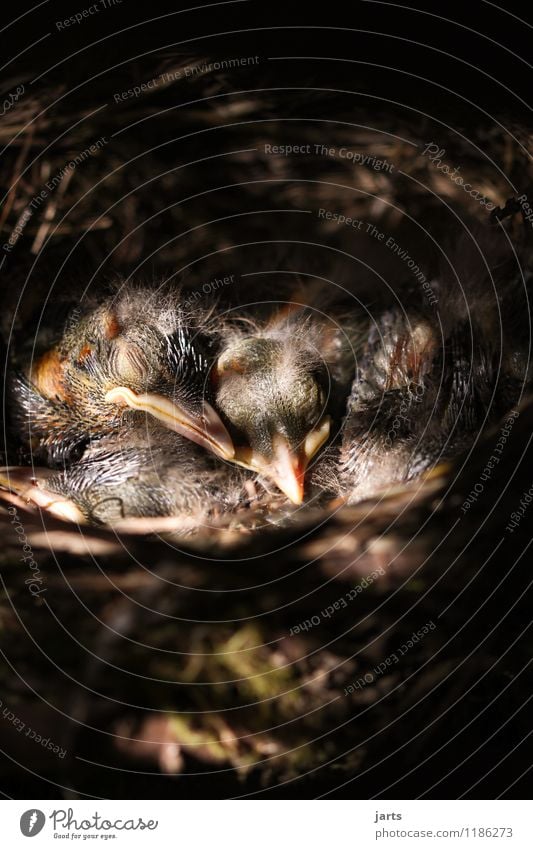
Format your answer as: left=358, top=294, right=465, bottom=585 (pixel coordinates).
left=265, top=420, right=330, bottom=504
left=272, top=469, right=306, bottom=506
left=286, top=488, right=304, bottom=506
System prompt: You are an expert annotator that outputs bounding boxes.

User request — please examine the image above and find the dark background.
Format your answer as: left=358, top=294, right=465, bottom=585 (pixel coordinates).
left=5, top=1, right=532, bottom=116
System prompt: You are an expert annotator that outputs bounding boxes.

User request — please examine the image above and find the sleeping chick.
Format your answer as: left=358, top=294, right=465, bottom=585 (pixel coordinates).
left=1, top=423, right=248, bottom=528
left=336, top=224, right=532, bottom=503
left=44, top=425, right=246, bottom=527
left=9, top=283, right=234, bottom=468
left=212, top=296, right=364, bottom=504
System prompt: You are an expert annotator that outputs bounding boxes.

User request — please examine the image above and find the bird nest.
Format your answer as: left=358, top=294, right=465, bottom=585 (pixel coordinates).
left=0, top=54, right=532, bottom=798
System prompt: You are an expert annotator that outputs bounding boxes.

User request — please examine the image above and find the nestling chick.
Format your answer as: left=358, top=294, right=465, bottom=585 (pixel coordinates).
left=10, top=284, right=234, bottom=467
left=54, top=425, right=244, bottom=526
left=336, top=308, right=440, bottom=501
left=336, top=224, right=532, bottom=503
left=1, top=423, right=247, bottom=527
left=212, top=301, right=358, bottom=504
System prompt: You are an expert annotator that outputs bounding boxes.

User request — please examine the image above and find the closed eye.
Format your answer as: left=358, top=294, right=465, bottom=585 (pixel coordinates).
left=111, top=341, right=150, bottom=385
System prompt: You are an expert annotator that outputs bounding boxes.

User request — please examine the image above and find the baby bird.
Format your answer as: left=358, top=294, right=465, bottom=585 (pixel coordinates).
left=10, top=284, right=235, bottom=468
left=48, top=425, right=245, bottom=526
left=336, top=308, right=441, bottom=501
left=212, top=297, right=362, bottom=504
left=336, top=224, right=532, bottom=503
left=1, top=423, right=247, bottom=527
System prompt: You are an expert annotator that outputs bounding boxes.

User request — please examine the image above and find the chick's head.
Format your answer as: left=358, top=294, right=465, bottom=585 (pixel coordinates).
left=214, top=333, right=331, bottom=504
left=28, top=289, right=234, bottom=461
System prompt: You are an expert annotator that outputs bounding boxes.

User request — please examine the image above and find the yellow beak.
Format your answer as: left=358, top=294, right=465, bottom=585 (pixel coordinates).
left=233, top=417, right=331, bottom=505
left=105, top=387, right=235, bottom=461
